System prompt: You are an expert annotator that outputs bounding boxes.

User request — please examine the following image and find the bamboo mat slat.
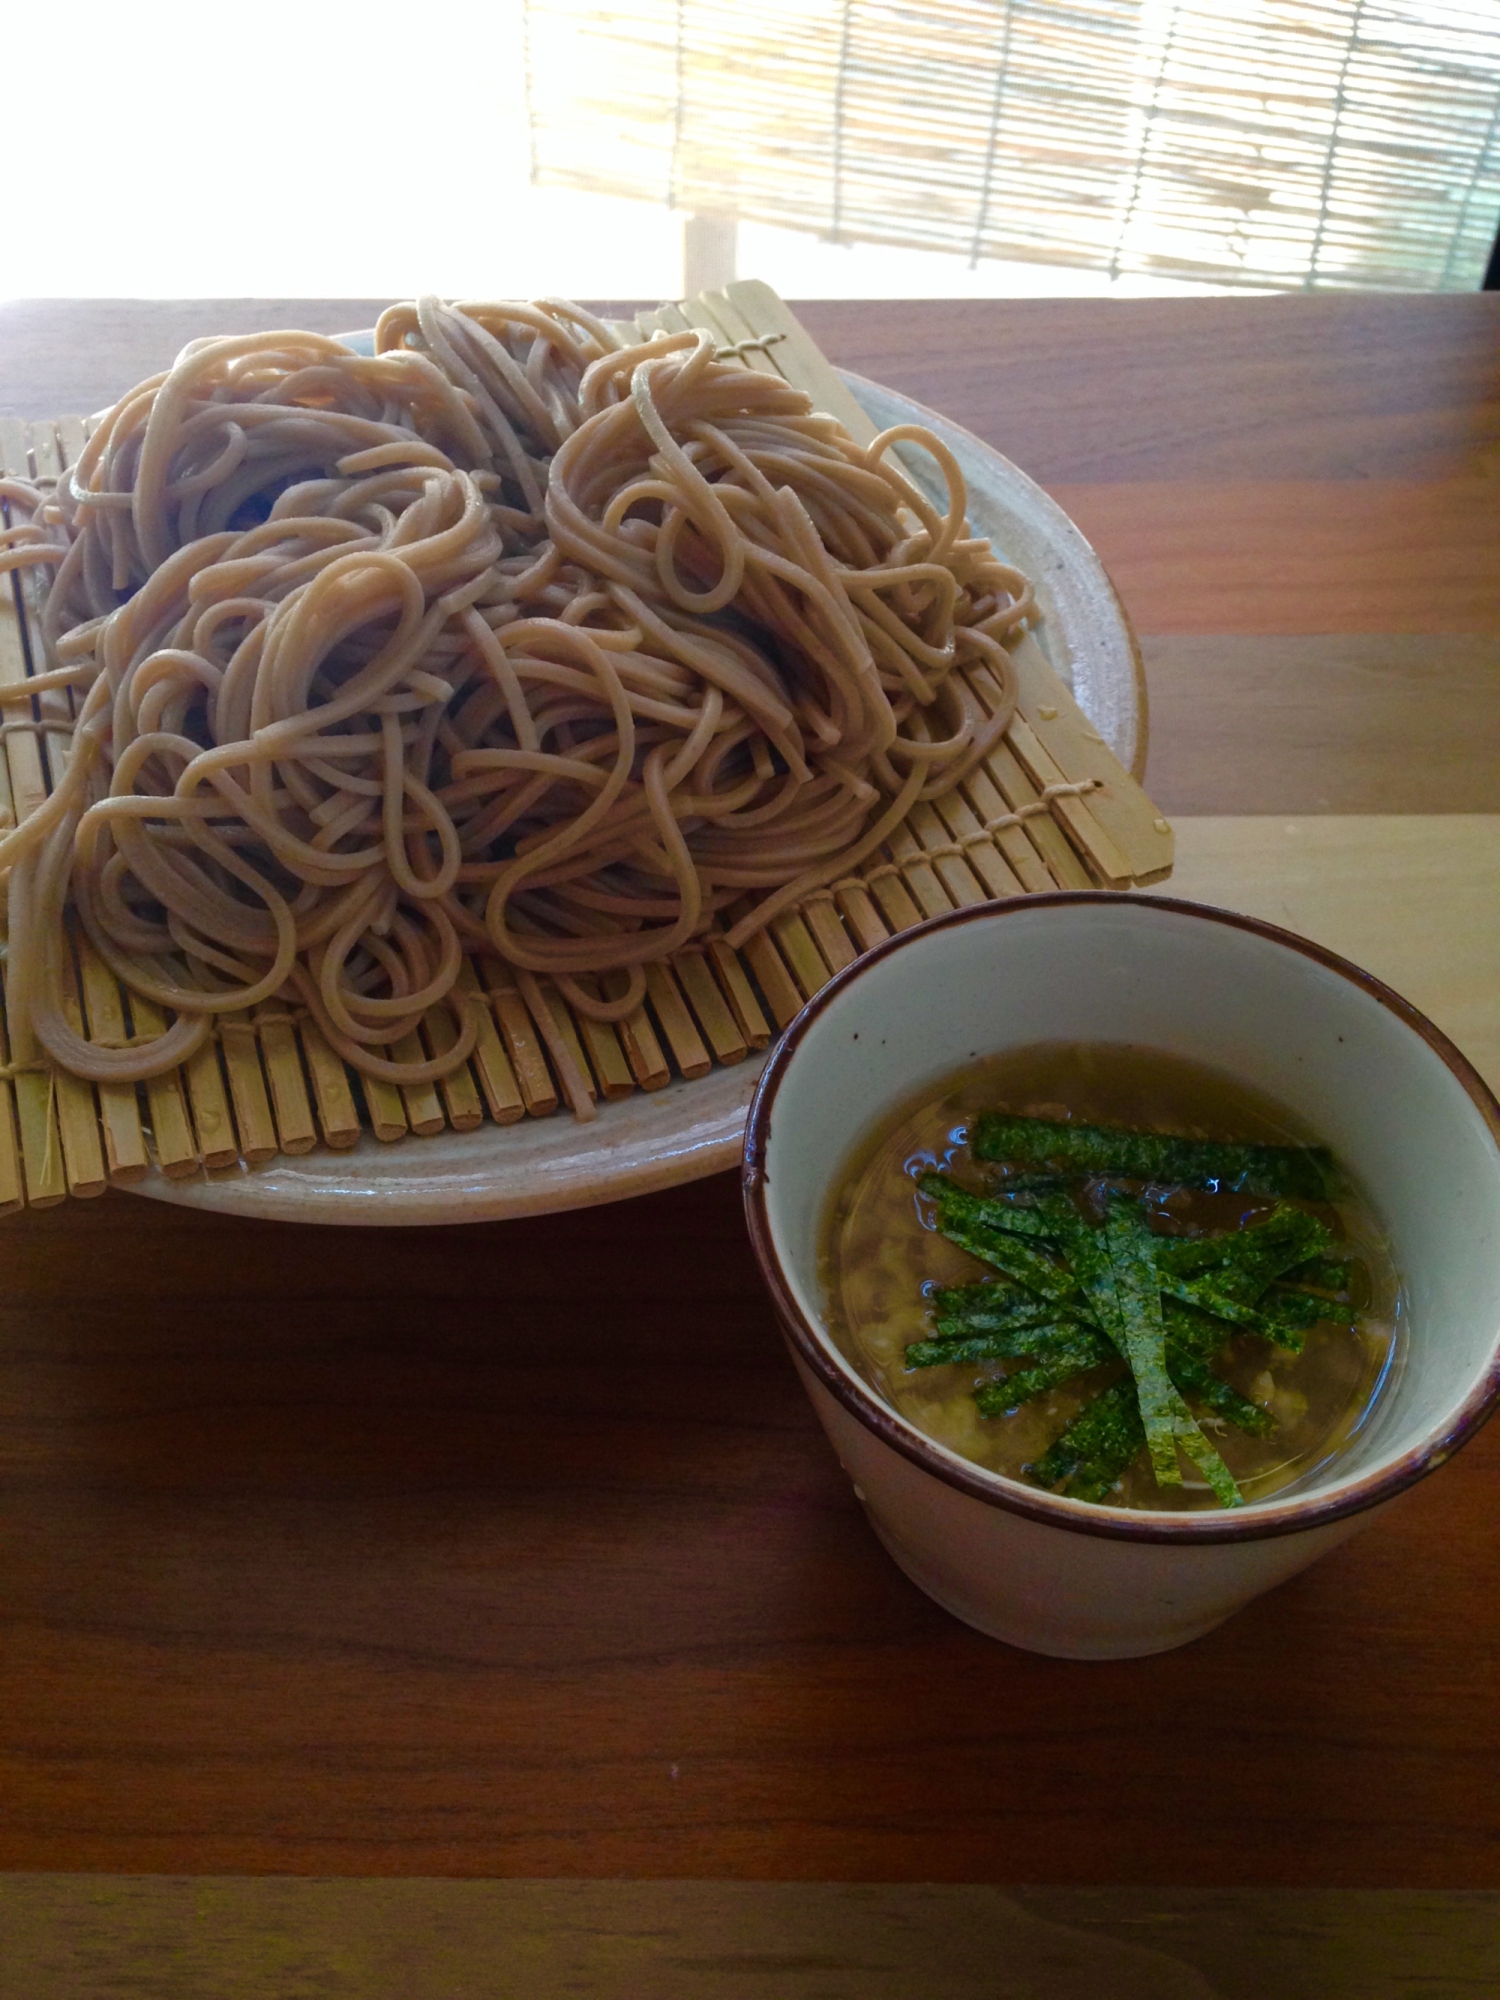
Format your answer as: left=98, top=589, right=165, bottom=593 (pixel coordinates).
left=0, top=287, right=1174, bottom=1204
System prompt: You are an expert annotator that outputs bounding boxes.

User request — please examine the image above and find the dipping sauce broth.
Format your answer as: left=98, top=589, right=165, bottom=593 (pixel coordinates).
left=819, top=1043, right=1401, bottom=1511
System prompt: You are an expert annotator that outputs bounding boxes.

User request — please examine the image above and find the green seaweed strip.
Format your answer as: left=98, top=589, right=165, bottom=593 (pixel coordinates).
left=1036, top=1199, right=1182, bottom=1489
left=932, top=1307, right=1074, bottom=1348
left=1163, top=1274, right=1319, bottom=1351
left=1104, top=1202, right=1223, bottom=1492
left=1160, top=1295, right=1232, bottom=1359
left=986, top=1170, right=1070, bottom=1194
left=1028, top=1379, right=1146, bottom=1503
left=931, top=1278, right=1040, bottom=1325
left=1280, top=1255, right=1354, bottom=1298
left=907, top=1316, right=1102, bottom=1370
left=919, top=1172, right=1059, bottom=1244
left=1260, top=1289, right=1346, bottom=1337
left=1167, top=1346, right=1275, bottom=1438
left=1172, top=1418, right=1244, bottom=1507
left=930, top=1301, right=1074, bottom=1346
left=977, top=1333, right=1120, bottom=1413
left=931, top=1210, right=1087, bottom=1310
left=973, top=1113, right=1333, bottom=1201
left=1152, top=1207, right=1333, bottom=1293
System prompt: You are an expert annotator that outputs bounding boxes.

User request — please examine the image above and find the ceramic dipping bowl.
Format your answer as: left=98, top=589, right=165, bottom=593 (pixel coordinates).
left=742, top=893, right=1500, bottom=1659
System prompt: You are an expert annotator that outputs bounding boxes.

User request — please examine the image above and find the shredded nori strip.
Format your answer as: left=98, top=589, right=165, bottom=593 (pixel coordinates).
left=1166, top=1347, right=1275, bottom=1437
left=1028, top=1378, right=1146, bottom=1503
left=911, top=1133, right=1356, bottom=1507
left=1160, top=1295, right=1234, bottom=1358
left=1280, top=1254, right=1354, bottom=1299
left=918, top=1172, right=1060, bottom=1243
left=1152, top=1206, right=1334, bottom=1291
left=931, top=1278, right=1061, bottom=1330
left=984, top=1170, right=1071, bottom=1194
left=906, top=1316, right=1099, bottom=1370
left=928, top=1208, right=1087, bottom=1310
left=1162, top=1273, right=1324, bottom=1350
left=973, top=1112, right=1334, bottom=1201
left=1102, top=1202, right=1242, bottom=1505
left=974, top=1330, right=1120, bottom=1413
left=1030, top=1195, right=1181, bottom=1487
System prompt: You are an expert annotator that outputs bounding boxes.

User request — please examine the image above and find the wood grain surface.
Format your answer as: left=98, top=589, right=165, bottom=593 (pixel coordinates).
left=1, top=301, right=1498, bottom=1913
left=3, top=1879, right=1497, bottom=1999
left=1165, top=816, right=1500, bottom=1089
left=17, top=295, right=1494, bottom=482
left=1142, top=636, right=1500, bottom=814
left=1, top=813, right=1495, bottom=1886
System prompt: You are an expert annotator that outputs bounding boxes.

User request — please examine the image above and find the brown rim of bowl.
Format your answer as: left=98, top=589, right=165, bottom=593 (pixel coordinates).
left=742, top=891, right=1500, bottom=1546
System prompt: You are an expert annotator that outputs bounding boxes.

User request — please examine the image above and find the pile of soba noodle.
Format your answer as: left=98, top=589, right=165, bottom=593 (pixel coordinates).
left=0, top=297, right=1032, bottom=1103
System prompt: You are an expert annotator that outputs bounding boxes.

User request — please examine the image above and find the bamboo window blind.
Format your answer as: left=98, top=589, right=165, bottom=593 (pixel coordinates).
left=524, top=0, right=1500, bottom=291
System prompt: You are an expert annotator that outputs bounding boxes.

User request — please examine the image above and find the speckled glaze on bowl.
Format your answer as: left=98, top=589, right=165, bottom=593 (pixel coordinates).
left=129, top=370, right=1143, bottom=1227
left=743, top=894, right=1500, bottom=1658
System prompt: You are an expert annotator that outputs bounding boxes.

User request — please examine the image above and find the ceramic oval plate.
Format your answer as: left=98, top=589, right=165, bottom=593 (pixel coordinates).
left=133, top=372, right=1144, bottom=1225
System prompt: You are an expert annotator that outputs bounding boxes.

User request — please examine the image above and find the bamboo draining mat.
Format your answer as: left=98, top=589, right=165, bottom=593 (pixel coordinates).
left=0, top=284, right=1172, bottom=1212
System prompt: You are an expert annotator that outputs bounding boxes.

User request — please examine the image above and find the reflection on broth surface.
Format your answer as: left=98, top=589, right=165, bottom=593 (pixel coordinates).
left=819, top=1043, right=1400, bottom=1511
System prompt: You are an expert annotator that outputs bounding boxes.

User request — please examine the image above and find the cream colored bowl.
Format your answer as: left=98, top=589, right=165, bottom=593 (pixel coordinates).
left=743, top=894, right=1500, bottom=1659
left=130, top=371, right=1142, bottom=1227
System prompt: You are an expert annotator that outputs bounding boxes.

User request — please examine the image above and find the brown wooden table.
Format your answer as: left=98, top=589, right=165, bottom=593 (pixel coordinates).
left=2, top=296, right=1499, bottom=1995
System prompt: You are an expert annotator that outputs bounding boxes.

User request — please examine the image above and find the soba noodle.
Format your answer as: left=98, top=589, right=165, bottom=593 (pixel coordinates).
left=0, top=296, right=1034, bottom=1103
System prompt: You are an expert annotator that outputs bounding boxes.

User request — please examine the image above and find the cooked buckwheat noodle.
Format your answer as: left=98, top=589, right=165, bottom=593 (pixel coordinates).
left=0, top=297, right=1032, bottom=1102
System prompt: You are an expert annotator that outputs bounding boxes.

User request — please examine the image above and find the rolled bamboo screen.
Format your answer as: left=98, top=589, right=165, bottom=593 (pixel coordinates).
left=524, top=0, right=1500, bottom=292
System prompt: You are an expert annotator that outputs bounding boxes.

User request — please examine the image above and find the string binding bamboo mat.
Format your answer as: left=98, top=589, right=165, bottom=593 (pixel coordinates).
left=0, top=282, right=1173, bottom=1212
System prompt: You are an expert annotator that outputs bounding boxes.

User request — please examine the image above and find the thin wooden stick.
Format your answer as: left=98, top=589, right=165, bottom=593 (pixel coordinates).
left=644, top=962, right=712, bottom=1080
left=0, top=577, right=50, bottom=826
left=927, top=787, right=1025, bottom=902
left=359, top=1071, right=409, bottom=1144
left=569, top=981, right=636, bottom=1101
left=54, top=937, right=109, bottom=1199
left=904, top=801, right=992, bottom=909
left=423, top=1003, right=486, bottom=1133
left=769, top=911, right=833, bottom=1002
left=1006, top=630, right=1173, bottom=883
left=611, top=981, right=672, bottom=1093
left=964, top=662, right=1094, bottom=890
left=129, top=994, right=202, bottom=1177
left=27, top=421, right=63, bottom=483
left=737, top=926, right=806, bottom=1029
left=0, top=965, right=29, bottom=1216
left=1006, top=711, right=1135, bottom=887
left=884, top=821, right=956, bottom=922
left=956, top=751, right=1055, bottom=894
left=483, top=965, right=559, bottom=1117
left=254, top=1003, right=318, bottom=1156
left=705, top=940, right=772, bottom=1051
left=456, top=959, right=525, bottom=1124
left=514, top=972, right=595, bottom=1116
left=298, top=1019, right=363, bottom=1150
left=672, top=950, right=749, bottom=1066
left=796, top=896, right=859, bottom=977
left=540, top=986, right=599, bottom=1105
left=824, top=881, right=891, bottom=955
left=55, top=415, right=88, bottom=468
left=218, top=1016, right=278, bottom=1164
left=859, top=847, right=927, bottom=936
left=3, top=963, right=64, bottom=1207
left=391, top=1031, right=446, bottom=1137
left=0, top=417, right=30, bottom=478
